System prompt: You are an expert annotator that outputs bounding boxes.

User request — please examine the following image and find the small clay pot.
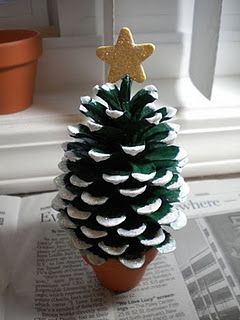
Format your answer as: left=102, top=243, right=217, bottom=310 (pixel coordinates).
left=0, top=29, right=42, bottom=114
left=85, top=248, right=158, bottom=292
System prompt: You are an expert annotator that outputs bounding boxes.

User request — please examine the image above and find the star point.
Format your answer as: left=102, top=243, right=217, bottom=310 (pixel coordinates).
left=96, top=27, right=155, bottom=83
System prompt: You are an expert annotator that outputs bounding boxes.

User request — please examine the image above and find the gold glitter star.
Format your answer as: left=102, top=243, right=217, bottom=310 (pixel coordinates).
left=96, top=27, right=155, bottom=83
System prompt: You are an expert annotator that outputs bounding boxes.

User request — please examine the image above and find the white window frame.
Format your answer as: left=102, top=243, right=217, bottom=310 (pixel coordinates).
left=0, top=0, right=240, bottom=194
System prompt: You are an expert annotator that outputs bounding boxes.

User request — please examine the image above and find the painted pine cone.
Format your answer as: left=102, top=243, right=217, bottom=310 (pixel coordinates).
left=52, top=75, right=189, bottom=269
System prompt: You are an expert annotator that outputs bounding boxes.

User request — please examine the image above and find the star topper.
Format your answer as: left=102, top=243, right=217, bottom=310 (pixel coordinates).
left=96, top=27, right=155, bottom=83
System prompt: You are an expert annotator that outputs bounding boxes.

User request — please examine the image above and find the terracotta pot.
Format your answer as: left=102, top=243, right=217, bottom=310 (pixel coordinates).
left=85, top=248, right=158, bottom=292
left=0, top=29, right=42, bottom=114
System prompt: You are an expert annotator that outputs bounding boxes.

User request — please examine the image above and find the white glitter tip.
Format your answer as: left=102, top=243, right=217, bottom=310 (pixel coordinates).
left=106, top=109, right=124, bottom=119
left=144, top=85, right=158, bottom=100
left=117, top=224, right=146, bottom=237
left=81, top=192, right=108, bottom=205
left=119, top=256, right=145, bottom=269
left=141, top=228, right=165, bottom=246
left=86, top=252, right=106, bottom=265
left=132, top=171, right=156, bottom=182
left=98, top=242, right=129, bottom=256
left=121, top=144, right=145, bottom=156
left=137, top=198, right=162, bottom=215
left=70, top=175, right=92, bottom=188
left=151, top=171, right=173, bottom=186
left=81, top=96, right=91, bottom=104
left=145, top=113, right=162, bottom=125
left=170, top=210, right=187, bottom=230
left=96, top=215, right=126, bottom=227
left=67, top=204, right=92, bottom=220
left=86, top=119, right=103, bottom=132
left=102, top=173, right=129, bottom=185
left=80, top=226, right=107, bottom=239
left=68, top=125, right=79, bottom=135
left=88, top=149, right=111, bottom=162
left=71, top=235, right=92, bottom=250
left=119, top=185, right=147, bottom=197
left=157, top=237, right=176, bottom=254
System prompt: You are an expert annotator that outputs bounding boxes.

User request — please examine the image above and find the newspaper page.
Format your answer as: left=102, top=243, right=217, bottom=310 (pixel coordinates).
left=173, top=178, right=240, bottom=320
left=182, top=178, right=240, bottom=218
left=2, top=192, right=198, bottom=320
left=0, top=196, right=21, bottom=320
left=1, top=177, right=240, bottom=320
left=174, top=214, right=240, bottom=320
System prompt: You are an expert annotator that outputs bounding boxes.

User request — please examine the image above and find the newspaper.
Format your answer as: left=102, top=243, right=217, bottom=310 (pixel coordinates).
left=0, top=178, right=240, bottom=320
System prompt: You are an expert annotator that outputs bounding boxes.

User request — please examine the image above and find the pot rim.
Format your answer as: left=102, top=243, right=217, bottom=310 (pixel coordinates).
left=85, top=248, right=158, bottom=292
left=0, top=29, right=42, bottom=69
left=0, top=29, right=41, bottom=46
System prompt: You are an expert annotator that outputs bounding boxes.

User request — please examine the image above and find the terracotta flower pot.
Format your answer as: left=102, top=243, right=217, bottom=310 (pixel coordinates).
left=84, top=248, right=158, bottom=292
left=0, top=29, right=42, bottom=114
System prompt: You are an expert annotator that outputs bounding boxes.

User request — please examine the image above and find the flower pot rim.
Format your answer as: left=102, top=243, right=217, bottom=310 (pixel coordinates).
left=0, top=29, right=42, bottom=69
left=0, top=29, right=41, bottom=46
left=84, top=248, right=158, bottom=292
left=0, top=29, right=42, bottom=114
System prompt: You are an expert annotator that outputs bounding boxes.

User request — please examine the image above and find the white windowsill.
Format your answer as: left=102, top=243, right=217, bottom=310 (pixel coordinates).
left=0, top=76, right=240, bottom=194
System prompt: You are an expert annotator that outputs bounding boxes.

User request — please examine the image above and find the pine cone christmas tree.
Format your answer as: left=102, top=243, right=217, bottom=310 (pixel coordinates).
left=52, top=28, right=188, bottom=273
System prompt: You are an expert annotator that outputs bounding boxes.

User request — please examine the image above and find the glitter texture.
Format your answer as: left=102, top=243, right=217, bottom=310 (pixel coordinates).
left=96, top=27, right=155, bottom=83
left=119, top=256, right=145, bottom=269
